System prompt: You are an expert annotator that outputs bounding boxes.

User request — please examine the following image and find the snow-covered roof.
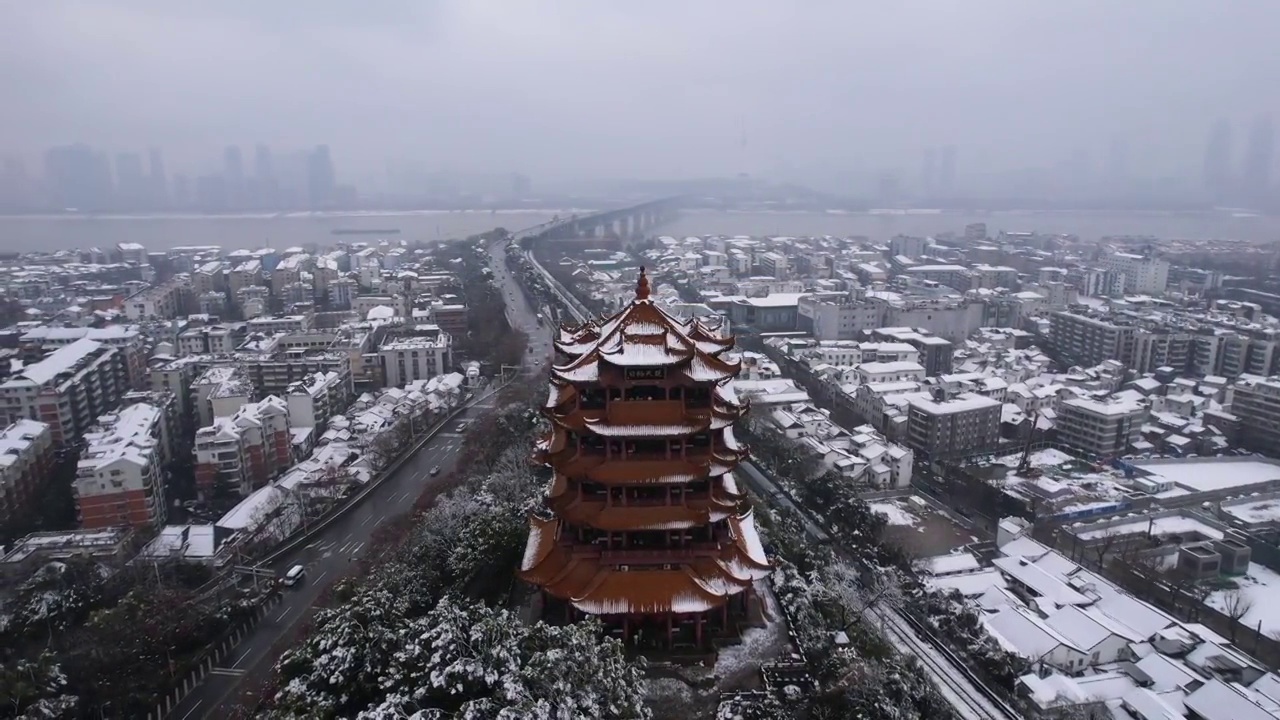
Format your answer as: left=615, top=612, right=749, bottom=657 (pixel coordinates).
left=2, top=337, right=106, bottom=387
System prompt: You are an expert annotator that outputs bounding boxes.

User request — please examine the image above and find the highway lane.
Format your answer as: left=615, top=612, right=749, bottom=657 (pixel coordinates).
left=176, top=240, right=551, bottom=719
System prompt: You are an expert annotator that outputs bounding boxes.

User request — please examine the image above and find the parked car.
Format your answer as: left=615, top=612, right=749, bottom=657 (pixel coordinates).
left=430, top=466, right=442, bottom=476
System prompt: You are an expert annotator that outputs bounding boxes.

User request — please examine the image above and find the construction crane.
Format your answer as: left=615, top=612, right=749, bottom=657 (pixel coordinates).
left=1016, top=410, right=1042, bottom=478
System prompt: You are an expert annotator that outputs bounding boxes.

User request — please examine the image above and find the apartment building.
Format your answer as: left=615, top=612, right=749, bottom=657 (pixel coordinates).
left=428, top=303, right=469, bottom=339
left=18, top=325, right=148, bottom=389
left=903, top=264, right=968, bottom=289
left=379, top=333, right=453, bottom=387
left=285, top=371, right=349, bottom=429
left=1101, top=251, right=1170, bottom=295
left=888, top=234, right=927, bottom=259
left=870, top=328, right=955, bottom=377
left=229, top=259, right=263, bottom=294
left=279, top=328, right=375, bottom=386
left=1056, top=397, right=1148, bottom=458
left=191, top=261, right=225, bottom=295
left=150, top=356, right=200, bottom=424
left=193, top=396, right=291, bottom=498
left=0, top=339, right=127, bottom=447
left=177, top=324, right=244, bottom=355
left=0, top=420, right=54, bottom=533
left=74, top=401, right=171, bottom=530
left=1229, top=376, right=1280, bottom=457
left=241, top=350, right=350, bottom=396
left=798, top=294, right=883, bottom=341
left=191, top=366, right=254, bottom=428
left=123, top=279, right=186, bottom=320
left=1050, top=311, right=1136, bottom=368
left=905, top=391, right=1001, bottom=457
left=271, top=253, right=310, bottom=295
left=246, top=314, right=312, bottom=335
left=855, top=361, right=926, bottom=385
left=797, top=341, right=920, bottom=368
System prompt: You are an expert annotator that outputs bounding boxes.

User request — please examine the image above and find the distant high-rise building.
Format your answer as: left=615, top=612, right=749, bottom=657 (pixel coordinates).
left=307, top=145, right=335, bottom=209
left=252, top=144, right=277, bottom=209
left=510, top=172, right=531, bottom=197
left=920, top=148, right=938, bottom=195
left=1242, top=114, right=1274, bottom=205
left=0, top=156, right=35, bottom=210
left=938, top=145, right=957, bottom=193
left=253, top=144, right=273, bottom=181
left=44, top=144, right=114, bottom=211
left=224, top=145, right=245, bottom=208
left=115, top=152, right=146, bottom=208
left=1203, top=119, right=1234, bottom=202
left=147, top=148, right=167, bottom=208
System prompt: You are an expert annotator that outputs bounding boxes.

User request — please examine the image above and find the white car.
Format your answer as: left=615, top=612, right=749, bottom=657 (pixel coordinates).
left=283, top=564, right=306, bottom=586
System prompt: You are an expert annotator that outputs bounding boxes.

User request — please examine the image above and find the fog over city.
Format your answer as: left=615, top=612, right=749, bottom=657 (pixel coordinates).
left=13, top=5, right=1280, bottom=720
left=4, top=1, right=1280, bottom=190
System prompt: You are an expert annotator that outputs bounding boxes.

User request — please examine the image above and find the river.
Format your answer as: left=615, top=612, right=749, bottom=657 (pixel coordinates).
left=0, top=207, right=1276, bottom=253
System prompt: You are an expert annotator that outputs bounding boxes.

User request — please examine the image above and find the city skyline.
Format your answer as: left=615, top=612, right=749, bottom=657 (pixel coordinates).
left=5, top=115, right=1280, bottom=212
left=3, top=141, right=351, bottom=212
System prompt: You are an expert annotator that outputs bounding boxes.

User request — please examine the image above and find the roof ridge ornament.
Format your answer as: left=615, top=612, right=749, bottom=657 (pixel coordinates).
left=635, top=266, right=651, bottom=301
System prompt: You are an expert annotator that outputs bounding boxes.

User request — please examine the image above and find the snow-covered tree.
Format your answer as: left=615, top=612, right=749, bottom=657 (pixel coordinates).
left=0, top=558, right=107, bottom=644
left=0, top=651, right=77, bottom=719
left=268, top=597, right=648, bottom=719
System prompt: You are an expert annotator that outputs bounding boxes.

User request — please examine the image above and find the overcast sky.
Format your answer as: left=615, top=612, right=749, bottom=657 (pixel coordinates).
left=3, top=1, right=1280, bottom=186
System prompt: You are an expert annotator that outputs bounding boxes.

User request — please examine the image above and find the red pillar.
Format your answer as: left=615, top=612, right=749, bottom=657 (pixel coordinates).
left=667, top=614, right=673, bottom=648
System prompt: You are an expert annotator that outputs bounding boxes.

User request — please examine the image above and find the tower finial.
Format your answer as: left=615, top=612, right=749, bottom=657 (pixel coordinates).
left=635, top=266, right=650, bottom=300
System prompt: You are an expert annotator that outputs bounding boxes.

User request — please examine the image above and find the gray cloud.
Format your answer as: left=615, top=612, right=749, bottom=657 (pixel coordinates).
left=3, top=1, right=1279, bottom=187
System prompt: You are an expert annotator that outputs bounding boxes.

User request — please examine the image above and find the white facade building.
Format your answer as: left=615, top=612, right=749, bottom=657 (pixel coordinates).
left=1101, top=251, right=1170, bottom=296
left=378, top=334, right=453, bottom=387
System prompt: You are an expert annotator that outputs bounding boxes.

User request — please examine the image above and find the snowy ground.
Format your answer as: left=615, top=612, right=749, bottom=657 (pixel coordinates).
left=1221, top=498, right=1280, bottom=525
left=643, top=677, right=710, bottom=720
left=872, top=495, right=982, bottom=557
left=869, top=500, right=920, bottom=527
left=1133, top=459, right=1280, bottom=493
left=714, top=580, right=789, bottom=691
left=1206, top=562, right=1280, bottom=637
left=642, top=580, right=792, bottom=718
left=1075, top=514, right=1224, bottom=541
left=994, top=447, right=1076, bottom=469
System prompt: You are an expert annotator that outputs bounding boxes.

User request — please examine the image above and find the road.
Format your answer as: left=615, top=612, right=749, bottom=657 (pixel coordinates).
left=738, top=460, right=1019, bottom=720
left=488, top=238, right=553, bottom=372
left=175, top=239, right=551, bottom=720
left=520, top=239, right=1020, bottom=720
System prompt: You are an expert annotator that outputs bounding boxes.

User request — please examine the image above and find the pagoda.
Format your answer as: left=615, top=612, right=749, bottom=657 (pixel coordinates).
left=519, top=267, right=771, bottom=650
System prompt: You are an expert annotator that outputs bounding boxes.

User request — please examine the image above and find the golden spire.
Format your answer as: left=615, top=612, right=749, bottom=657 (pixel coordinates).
left=635, top=266, right=651, bottom=301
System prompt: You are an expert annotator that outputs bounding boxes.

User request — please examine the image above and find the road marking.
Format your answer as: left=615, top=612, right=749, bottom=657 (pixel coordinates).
left=361, top=515, right=374, bottom=526
left=350, top=542, right=365, bottom=555
left=232, top=648, right=253, bottom=668
left=209, top=667, right=245, bottom=677
left=180, top=700, right=203, bottom=719
left=276, top=607, right=291, bottom=622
